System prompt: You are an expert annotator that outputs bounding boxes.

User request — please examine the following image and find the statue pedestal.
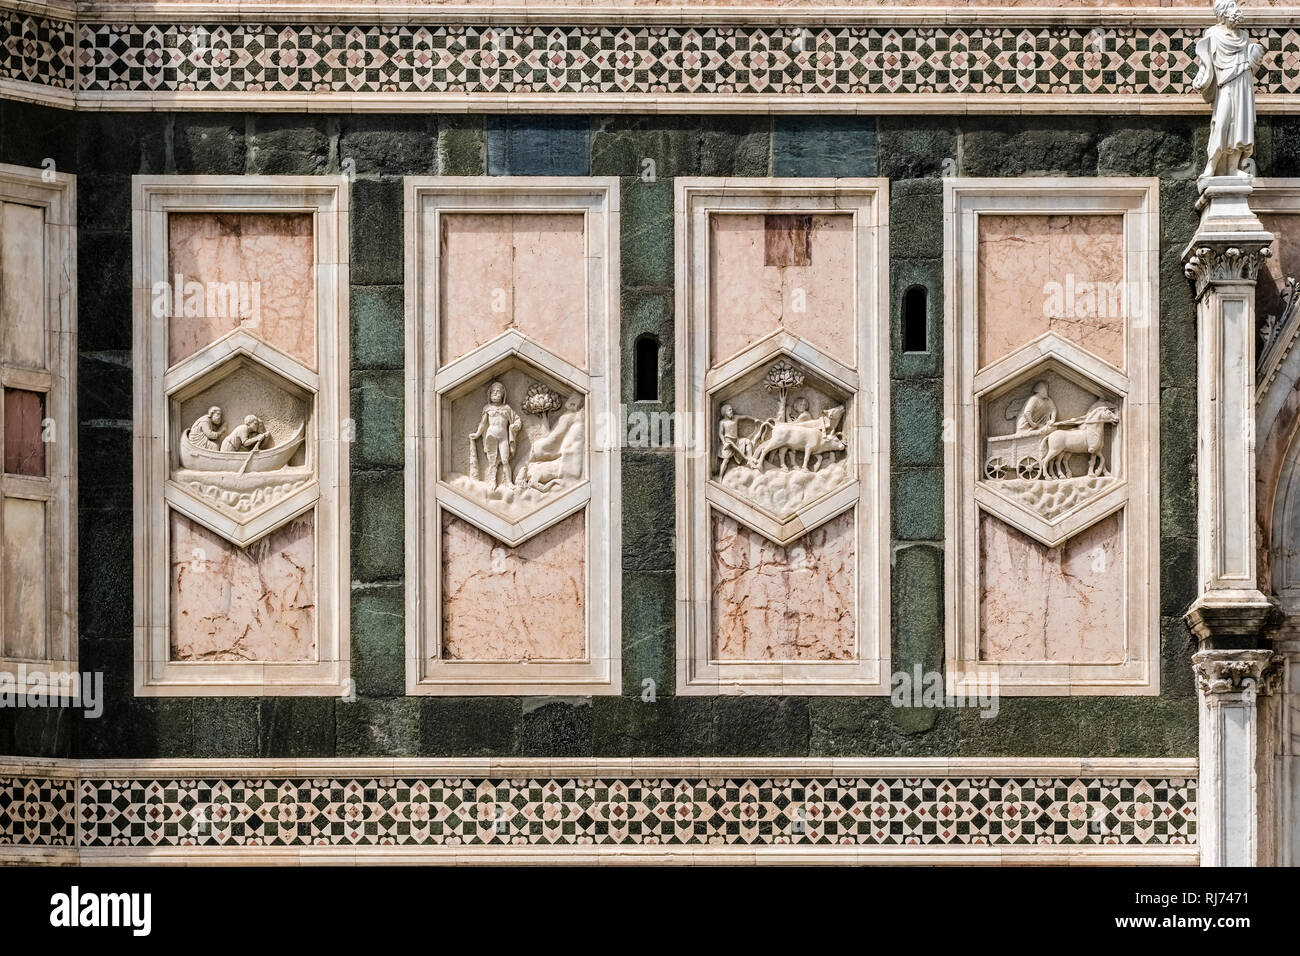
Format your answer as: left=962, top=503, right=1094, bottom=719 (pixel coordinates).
left=1183, top=175, right=1276, bottom=866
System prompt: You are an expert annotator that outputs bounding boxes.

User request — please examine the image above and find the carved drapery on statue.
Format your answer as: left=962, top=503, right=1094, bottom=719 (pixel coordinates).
left=1191, top=0, right=1265, bottom=179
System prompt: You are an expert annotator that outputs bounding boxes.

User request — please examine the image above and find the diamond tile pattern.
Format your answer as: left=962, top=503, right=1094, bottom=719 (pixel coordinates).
left=61, top=775, right=1195, bottom=848
left=0, top=12, right=76, bottom=88
left=0, top=775, right=77, bottom=846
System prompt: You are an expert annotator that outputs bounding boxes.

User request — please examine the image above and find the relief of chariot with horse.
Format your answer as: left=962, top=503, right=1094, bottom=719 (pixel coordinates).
left=983, top=389, right=1120, bottom=482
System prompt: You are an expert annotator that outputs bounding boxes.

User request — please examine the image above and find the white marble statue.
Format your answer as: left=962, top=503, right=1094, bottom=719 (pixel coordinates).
left=1192, top=0, right=1265, bottom=179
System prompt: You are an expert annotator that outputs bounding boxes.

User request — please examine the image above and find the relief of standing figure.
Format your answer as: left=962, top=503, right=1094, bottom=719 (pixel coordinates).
left=469, top=380, right=522, bottom=488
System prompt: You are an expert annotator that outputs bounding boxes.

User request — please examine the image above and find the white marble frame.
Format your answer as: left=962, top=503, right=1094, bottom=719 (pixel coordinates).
left=944, top=178, right=1161, bottom=696
left=0, top=163, right=77, bottom=677
left=674, top=178, right=891, bottom=696
left=404, top=177, right=622, bottom=696
left=132, top=176, right=351, bottom=696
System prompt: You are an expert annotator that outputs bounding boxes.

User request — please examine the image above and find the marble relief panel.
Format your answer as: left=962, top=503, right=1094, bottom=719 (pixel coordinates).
left=407, top=179, right=619, bottom=695
left=677, top=180, right=887, bottom=695
left=134, top=179, right=348, bottom=695
left=0, top=166, right=76, bottom=674
left=947, top=181, right=1159, bottom=695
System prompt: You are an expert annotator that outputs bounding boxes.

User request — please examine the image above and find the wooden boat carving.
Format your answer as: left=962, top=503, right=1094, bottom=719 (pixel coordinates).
left=179, top=423, right=306, bottom=473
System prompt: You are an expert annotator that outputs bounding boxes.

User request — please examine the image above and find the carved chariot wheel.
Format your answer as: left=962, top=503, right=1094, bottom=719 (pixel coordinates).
left=983, top=459, right=1007, bottom=480
left=1016, top=457, right=1043, bottom=480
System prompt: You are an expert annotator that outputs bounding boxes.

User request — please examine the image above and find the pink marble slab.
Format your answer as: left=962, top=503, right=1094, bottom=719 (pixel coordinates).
left=167, top=212, right=316, bottom=369
left=440, top=510, right=587, bottom=661
left=710, top=510, right=856, bottom=661
left=438, top=213, right=587, bottom=369
left=169, top=510, right=317, bottom=662
left=977, top=213, right=1126, bottom=371
left=3, top=388, right=45, bottom=477
left=709, top=213, right=856, bottom=367
left=978, top=511, right=1125, bottom=664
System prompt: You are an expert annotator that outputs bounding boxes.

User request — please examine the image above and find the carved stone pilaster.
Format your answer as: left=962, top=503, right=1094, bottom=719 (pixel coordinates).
left=1182, top=175, right=1275, bottom=648
left=1184, top=243, right=1273, bottom=301
left=1194, top=648, right=1283, bottom=867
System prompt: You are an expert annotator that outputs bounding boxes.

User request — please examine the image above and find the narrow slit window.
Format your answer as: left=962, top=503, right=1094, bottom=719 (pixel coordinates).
left=634, top=334, right=660, bottom=401
left=902, top=285, right=928, bottom=353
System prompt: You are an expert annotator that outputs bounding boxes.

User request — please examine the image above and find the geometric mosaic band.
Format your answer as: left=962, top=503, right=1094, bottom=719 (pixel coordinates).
left=0, top=763, right=1195, bottom=851
left=4, top=12, right=1300, bottom=103
left=75, top=775, right=1195, bottom=849
left=71, top=23, right=1300, bottom=98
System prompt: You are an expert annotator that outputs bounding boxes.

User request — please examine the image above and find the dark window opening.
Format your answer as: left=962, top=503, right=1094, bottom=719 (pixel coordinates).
left=902, top=286, right=928, bottom=354
left=634, top=334, right=660, bottom=402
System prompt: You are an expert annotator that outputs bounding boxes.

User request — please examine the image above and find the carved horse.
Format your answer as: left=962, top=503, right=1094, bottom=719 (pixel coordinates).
left=1037, top=403, right=1119, bottom=479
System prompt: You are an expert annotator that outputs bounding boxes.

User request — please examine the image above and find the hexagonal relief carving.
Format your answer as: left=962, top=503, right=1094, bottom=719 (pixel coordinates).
left=435, top=330, right=590, bottom=547
left=703, top=332, right=859, bottom=546
left=164, top=331, right=318, bottom=548
left=711, top=357, right=851, bottom=511
left=972, top=335, right=1128, bottom=548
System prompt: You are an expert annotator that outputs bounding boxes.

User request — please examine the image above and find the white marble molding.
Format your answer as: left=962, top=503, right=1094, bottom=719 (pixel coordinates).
left=0, top=162, right=77, bottom=680
left=944, top=178, right=1161, bottom=696
left=404, top=177, right=622, bottom=695
left=132, top=176, right=351, bottom=696
left=675, top=178, right=890, bottom=695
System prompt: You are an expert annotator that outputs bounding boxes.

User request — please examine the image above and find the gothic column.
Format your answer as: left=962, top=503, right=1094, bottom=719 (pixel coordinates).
left=1183, top=177, right=1276, bottom=866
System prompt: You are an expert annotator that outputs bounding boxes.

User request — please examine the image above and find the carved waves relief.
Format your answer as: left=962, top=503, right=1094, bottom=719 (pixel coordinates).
left=713, top=358, right=851, bottom=518
left=981, top=378, right=1120, bottom=521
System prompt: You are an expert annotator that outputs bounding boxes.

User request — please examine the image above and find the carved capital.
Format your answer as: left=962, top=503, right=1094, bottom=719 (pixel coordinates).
left=1183, top=243, right=1272, bottom=299
left=1192, top=649, right=1284, bottom=699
